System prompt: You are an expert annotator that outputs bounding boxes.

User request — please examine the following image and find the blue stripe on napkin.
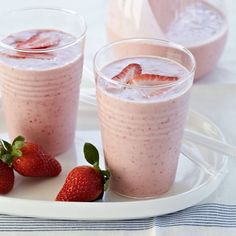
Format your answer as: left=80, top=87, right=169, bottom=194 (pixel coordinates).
left=0, top=203, right=236, bottom=231
left=0, top=217, right=154, bottom=231
left=156, top=203, right=236, bottom=227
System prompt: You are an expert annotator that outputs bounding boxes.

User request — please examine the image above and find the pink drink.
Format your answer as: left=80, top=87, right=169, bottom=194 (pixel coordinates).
left=0, top=29, right=84, bottom=155
left=96, top=56, right=193, bottom=198
left=106, top=0, right=228, bottom=80
left=164, top=1, right=228, bottom=79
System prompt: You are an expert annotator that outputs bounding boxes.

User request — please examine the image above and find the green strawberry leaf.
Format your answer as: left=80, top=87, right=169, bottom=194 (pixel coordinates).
left=83, top=143, right=99, bottom=166
left=101, top=170, right=110, bottom=191
left=11, top=148, right=22, bottom=157
left=0, top=149, right=4, bottom=156
left=0, top=143, right=6, bottom=155
left=1, top=153, right=13, bottom=166
left=104, top=179, right=110, bottom=191
left=12, top=136, right=25, bottom=149
left=101, top=170, right=110, bottom=179
left=1, top=140, right=12, bottom=152
left=0, top=136, right=25, bottom=165
left=84, top=142, right=110, bottom=192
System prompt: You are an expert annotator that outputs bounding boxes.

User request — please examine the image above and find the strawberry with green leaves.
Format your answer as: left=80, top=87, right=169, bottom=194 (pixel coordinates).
left=56, top=143, right=110, bottom=202
left=0, top=139, right=16, bottom=194
left=0, top=136, right=61, bottom=178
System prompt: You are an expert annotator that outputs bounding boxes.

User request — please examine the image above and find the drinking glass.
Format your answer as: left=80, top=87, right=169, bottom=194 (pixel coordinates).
left=0, top=8, right=86, bottom=155
left=94, top=38, right=196, bottom=198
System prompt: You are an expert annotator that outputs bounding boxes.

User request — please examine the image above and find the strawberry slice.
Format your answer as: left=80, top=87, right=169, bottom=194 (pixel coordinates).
left=25, top=52, right=54, bottom=60
left=129, top=74, right=178, bottom=85
left=16, top=30, right=61, bottom=50
left=0, top=51, right=28, bottom=59
left=112, top=63, right=142, bottom=83
left=0, top=51, right=54, bottom=60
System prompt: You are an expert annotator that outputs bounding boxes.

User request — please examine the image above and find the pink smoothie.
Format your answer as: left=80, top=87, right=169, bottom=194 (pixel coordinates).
left=106, top=0, right=228, bottom=80
left=164, top=1, right=228, bottom=79
left=0, top=29, right=83, bottom=155
left=96, top=57, right=192, bottom=198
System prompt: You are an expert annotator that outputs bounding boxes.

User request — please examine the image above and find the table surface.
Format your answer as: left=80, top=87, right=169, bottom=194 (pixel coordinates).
left=0, top=0, right=235, bottom=235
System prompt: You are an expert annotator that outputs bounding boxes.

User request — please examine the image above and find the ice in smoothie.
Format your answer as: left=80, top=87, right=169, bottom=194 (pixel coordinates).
left=96, top=56, right=192, bottom=198
left=0, top=29, right=84, bottom=155
left=106, top=0, right=228, bottom=79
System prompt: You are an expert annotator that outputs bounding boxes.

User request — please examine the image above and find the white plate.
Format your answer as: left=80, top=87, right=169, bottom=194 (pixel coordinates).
left=0, top=97, right=228, bottom=220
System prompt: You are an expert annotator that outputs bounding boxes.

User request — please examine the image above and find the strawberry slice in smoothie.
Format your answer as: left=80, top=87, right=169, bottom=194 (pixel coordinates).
left=129, top=72, right=179, bottom=97
left=0, top=29, right=70, bottom=60
left=0, top=51, right=54, bottom=60
left=112, top=63, right=142, bottom=83
left=110, top=63, right=179, bottom=97
left=15, top=30, right=61, bottom=50
left=130, top=73, right=178, bottom=85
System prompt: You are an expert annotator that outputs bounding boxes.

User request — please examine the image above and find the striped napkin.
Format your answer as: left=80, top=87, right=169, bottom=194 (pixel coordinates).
left=0, top=203, right=236, bottom=235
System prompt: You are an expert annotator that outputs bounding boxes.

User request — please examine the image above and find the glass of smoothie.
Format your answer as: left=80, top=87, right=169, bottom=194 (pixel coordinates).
left=106, top=0, right=228, bottom=80
left=94, top=38, right=196, bottom=198
left=0, top=8, right=86, bottom=155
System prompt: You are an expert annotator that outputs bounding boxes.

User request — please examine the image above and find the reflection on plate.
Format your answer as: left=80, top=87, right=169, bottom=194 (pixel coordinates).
left=0, top=99, right=228, bottom=220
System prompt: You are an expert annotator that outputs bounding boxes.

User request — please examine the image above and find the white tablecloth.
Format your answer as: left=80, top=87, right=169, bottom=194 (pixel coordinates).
left=0, top=0, right=235, bottom=235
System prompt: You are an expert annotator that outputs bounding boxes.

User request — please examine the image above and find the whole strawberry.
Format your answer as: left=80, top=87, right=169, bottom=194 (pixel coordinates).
left=0, top=160, right=14, bottom=194
left=0, top=136, right=61, bottom=177
left=0, top=141, right=15, bottom=194
left=56, top=143, right=110, bottom=202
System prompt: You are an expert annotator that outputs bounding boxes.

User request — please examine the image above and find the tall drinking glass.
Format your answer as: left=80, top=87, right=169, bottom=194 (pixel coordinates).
left=0, top=8, right=86, bottom=155
left=94, top=38, right=196, bottom=198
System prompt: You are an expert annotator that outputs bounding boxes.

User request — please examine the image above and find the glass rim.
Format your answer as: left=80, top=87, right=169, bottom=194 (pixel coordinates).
left=0, top=7, right=87, bottom=53
left=94, top=37, right=196, bottom=89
